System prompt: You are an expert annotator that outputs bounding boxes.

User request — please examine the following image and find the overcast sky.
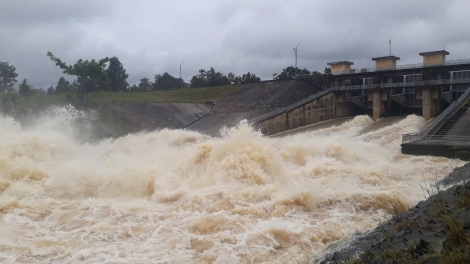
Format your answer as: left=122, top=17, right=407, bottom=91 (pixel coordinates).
left=1, top=0, right=469, bottom=88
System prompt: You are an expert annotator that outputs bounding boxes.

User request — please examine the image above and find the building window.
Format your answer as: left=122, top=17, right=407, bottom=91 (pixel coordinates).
left=362, top=78, right=372, bottom=86
left=450, top=71, right=470, bottom=92
left=451, top=70, right=470, bottom=79
left=403, top=74, right=422, bottom=83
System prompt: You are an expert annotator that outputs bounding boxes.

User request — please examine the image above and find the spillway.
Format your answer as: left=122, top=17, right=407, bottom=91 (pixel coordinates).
left=0, top=107, right=461, bottom=263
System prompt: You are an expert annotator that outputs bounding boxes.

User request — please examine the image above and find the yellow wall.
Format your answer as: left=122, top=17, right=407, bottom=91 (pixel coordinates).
left=330, top=64, right=351, bottom=73
left=375, top=59, right=396, bottom=70
left=423, top=54, right=445, bottom=66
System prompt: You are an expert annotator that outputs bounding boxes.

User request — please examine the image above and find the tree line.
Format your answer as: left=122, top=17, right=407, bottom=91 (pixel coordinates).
left=1, top=53, right=331, bottom=105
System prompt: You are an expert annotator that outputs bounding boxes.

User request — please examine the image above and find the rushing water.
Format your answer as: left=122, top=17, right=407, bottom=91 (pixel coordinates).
left=0, top=108, right=461, bottom=263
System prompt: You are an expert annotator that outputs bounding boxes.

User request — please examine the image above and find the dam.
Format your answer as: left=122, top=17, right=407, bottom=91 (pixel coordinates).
left=250, top=50, right=470, bottom=137
left=104, top=50, right=470, bottom=145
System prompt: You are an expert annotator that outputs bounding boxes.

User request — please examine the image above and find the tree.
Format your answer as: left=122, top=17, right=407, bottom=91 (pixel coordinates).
left=47, top=86, right=55, bottom=95
left=107, top=56, right=128, bottom=92
left=0, top=62, right=18, bottom=93
left=276, top=66, right=310, bottom=80
left=227, top=72, right=236, bottom=84
left=129, top=84, right=140, bottom=92
left=206, top=67, right=230, bottom=86
left=19, top=79, right=31, bottom=96
left=240, top=72, right=261, bottom=84
left=138, top=78, right=153, bottom=92
left=46, top=52, right=110, bottom=104
left=324, top=67, right=331, bottom=74
left=154, top=72, right=186, bottom=90
left=190, top=69, right=207, bottom=88
left=55, top=77, right=71, bottom=94
left=190, top=67, right=230, bottom=88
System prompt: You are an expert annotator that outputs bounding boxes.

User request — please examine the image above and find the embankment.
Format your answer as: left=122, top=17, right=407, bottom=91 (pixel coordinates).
left=186, top=80, right=319, bottom=136
left=94, top=80, right=319, bottom=137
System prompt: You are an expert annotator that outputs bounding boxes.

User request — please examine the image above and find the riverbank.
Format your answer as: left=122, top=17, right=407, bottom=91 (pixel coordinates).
left=318, top=162, right=470, bottom=263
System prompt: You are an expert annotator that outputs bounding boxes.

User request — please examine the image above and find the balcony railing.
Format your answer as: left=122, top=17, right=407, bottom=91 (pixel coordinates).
left=251, top=79, right=470, bottom=125
left=402, top=133, right=470, bottom=144
left=331, top=58, right=470, bottom=75
left=401, top=87, right=470, bottom=144
left=334, top=78, right=470, bottom=91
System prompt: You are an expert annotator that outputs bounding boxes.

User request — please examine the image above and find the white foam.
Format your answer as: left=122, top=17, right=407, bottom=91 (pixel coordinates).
left=0, top=107, right=463, bottom=263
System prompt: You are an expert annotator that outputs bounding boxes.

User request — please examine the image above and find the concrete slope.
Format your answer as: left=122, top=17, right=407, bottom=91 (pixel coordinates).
left=186, top=80, right=319, bottom=136
left=105, top=102, right=213, bottom=131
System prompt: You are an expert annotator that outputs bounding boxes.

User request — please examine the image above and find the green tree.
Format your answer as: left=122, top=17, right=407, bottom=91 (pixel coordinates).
left=55, top=77, right=71, bottom=94
left=190, top=69, right=207, bottom=88
left=276, top=66, right=310, bottom=80
left=138, top=78, right=153, bottom=92
left=107, top=56, right=129, bottom=92
left=154, top=72, right=185, bottom=90
left=240, top=72, right=261, bottom=84
left=47, top=86, right=55, bottom=95
left=129, top=84, right=139, bottom=92
left=206, top=67, right=230, bottom=86
left=190, top=67, right=230, bottom=88
left=46, top=52, right=110, bottom=104
left=227, top=72, right=236, bottom=84
left=324, top=67, right=331, bottom=74
left=0, top=62, right=19, bottom=93
left=19, top=79, right=31, bottom=96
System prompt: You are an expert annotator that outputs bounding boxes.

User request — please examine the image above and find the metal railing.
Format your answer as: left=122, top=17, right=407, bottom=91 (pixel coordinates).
left=251, top=79, right=470, bottom=125
left=334, top=78, right=470, bottom=91
left=348, top=95, right=366, bottom=107
left=442, top=92, right=453, bottom=104
left=401, top=86, right=470, bottom=144
left=332, top=58, right=470, bottom=75
left=423, top=87, right=470, bottom=135
left=250, top=88, right=334, bottom=123
left=391, top=93, right=406, bottom=106
left=402, top=133, right=470, bottom=144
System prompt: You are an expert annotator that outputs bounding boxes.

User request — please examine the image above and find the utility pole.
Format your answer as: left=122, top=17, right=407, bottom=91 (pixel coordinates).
left=293, top=43, right=299, bottom=78
left=180, top=61, right=184, bottom=89
left=389, top=39, right=391, bottom=56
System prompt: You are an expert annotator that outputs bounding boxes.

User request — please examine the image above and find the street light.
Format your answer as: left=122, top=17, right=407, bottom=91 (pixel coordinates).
left=180, top=61, right=184, bottom=89
left=293, top=43, right=299, bottom=78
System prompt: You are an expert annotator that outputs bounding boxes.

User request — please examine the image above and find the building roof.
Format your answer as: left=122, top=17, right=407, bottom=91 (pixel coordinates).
left=372, top=56, right=400, bottom=61
left=419, top=50, right=449, bottom=56
left=327, top=61, right=354, bottom=66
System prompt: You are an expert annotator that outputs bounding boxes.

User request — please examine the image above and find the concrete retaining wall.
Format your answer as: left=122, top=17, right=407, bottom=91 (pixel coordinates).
left=258, top=92, right=360, bottom=135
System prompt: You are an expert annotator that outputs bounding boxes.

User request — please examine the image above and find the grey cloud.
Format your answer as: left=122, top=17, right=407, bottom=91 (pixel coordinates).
left=0, top=1, right=109, bottom=27
left=0, top=0, right=469, bottom=87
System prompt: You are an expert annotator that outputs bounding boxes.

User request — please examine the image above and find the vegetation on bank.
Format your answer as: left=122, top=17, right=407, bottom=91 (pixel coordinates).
left=87, top=84, right=242, bottom=104
left=1, top=52, right=330, bottom=107
left=0, top=84, right=241, bottom=113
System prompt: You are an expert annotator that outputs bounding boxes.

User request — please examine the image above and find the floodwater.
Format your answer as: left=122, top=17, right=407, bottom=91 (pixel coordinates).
left=0, top=107, right=461, bottom=263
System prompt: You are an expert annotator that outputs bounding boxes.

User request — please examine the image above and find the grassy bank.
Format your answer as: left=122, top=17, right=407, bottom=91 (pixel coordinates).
left=88, top=85, right=241, bottom=104
left=0, top=84, right=241, bottom=112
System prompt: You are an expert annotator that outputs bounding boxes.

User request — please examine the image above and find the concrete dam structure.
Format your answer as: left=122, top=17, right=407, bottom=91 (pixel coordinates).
left=100, top=80, right=319, bottom=137
left=251, top=50, right=470, bottom=137
left=186, top=80, right=319, bottom=136
left=104, top=50, right=470, bottom=148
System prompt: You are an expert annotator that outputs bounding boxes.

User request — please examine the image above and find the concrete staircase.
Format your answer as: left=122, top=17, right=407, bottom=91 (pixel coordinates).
left=433, top=102, right=470, bottom=138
